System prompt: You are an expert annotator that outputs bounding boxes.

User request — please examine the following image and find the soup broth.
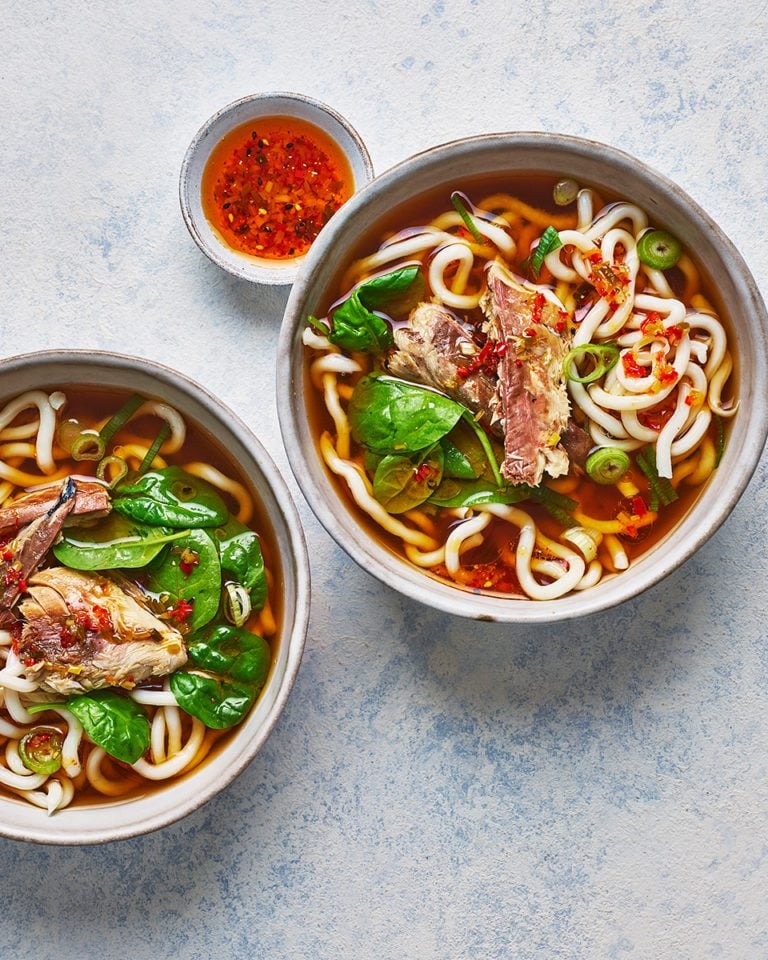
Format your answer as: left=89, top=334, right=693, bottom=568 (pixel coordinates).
left=0, top=386, right=281, bottom=812
left=303, top=174, right=737, bottom=600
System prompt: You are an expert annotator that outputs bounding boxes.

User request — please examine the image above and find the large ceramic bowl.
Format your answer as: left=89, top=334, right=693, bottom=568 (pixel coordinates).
left=277, top=133, right=768, bottom=623
left=0, top=351, right=310, bottom=844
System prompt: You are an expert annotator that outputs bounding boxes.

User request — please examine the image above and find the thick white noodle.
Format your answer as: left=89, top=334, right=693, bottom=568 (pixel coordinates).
left=41, top=707, right=83, bottom=778
left=86, top=747, right=137, bottom=796
left=12, top=776, right=75, bottom=815
left=404, top=534, right=484, bottom=569
left=302, top=327, right=333, bottom=351
left=132, top=716, right=206, bottom=780
left=127, top=401, right=186, bottom=454
left=429, top=243, right=482, bottom=309
left=0, top=740, right=48, bottom=790
left=444, top=513, right=492, bottom=574
left=0, top=390, right=59, bottom=475
left=319, top=433, right=437, bottom=550
left=585, top=203, right=648, bottom=242
left=656, top=382, right=693, bottom=478
left=183, top=462, right=253, bottom=525
left=481, top=504, right=585, bottom=600
left=130, top=688, right=178, bottom=706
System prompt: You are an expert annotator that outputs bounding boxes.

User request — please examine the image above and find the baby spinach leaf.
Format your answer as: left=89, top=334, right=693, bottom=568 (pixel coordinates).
left=428, top=477, right=533, bottom=509
left=53, top=514, right=188, bottom=570
left=113, top=466, right=228, bottom=528
left=143, top=529, right=221, bottom=631
left=170, top=623, right=270, bottom=729
left=170, top=673, right=254, bottom=730
left=329, top=265, right=423, bottom=353
left=66, top=690, right=150, bottom=764
left=441, top=436, right=478, bottom=480
left=349, top=376, right=464, bottom=455
left=212, top=516, right=266, bottom=610
left=373, top=443, right=444, bottom=513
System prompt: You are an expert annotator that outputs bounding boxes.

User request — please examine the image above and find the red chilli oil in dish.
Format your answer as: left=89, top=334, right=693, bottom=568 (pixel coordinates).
left=302, top=176, right=738, bottom=602
left=201, top=116, right=353, bottom=261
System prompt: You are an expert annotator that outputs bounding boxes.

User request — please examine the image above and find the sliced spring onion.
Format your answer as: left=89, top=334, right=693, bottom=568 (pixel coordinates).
left=714, top=415, right=725, bottom=467
left=98, top=394, right=145, bottom=447
left=449, top=191, right=485, bottom=245
left=553, top=179, right=579, bottom=206
left=635, top=446, right=678, bottom=507
left=71, top=431, right=106, bottom=461
left=527, top=226, right=563, bottom=278
left=586, top=447, right=631, bottom=485
left=19, top=727, right=64, bottom=775
left=136, top=424, right=170, bottom=476
left=57, top=418, right=83, bottom=454
left=561, top=525, right=602, bottom=561
left=224, top=582, right=252, bottom=628
left=637, top=230, right=682, bottom=270
left=530, top=484, right=578, bottom=527
left=307, top=314, right=330, bottom=334
left=563, top=343, right=620, bottom=383
left=460, top=411, right=503, bottom=488
left=96, top=455, right=129, bottom=488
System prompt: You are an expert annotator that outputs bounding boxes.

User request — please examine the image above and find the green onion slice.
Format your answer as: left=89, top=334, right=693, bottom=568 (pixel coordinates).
left=99, top=394, right=144, bottom=447
left=224, top=582, right=252, bottom=628
left=96, top=455, right=129, bottom=488
left=637, top=230, right=682, bottom=270
left=136, top=424, right=171, bottom=476
left=19, top=727, right=64, bottom=775
left=527, top=225, right=563, bottom=278
left=71, top=432, right=106, bottom=462
left=635, top=446, right=678, bottom=507
left=553, top=179, right=579, bottom=206
left=450, top=191, right=485, bottom=245
left=586, top=447, right=631, bottom=485
left=714, top=415, right=725, bottom=467
left=563, top=343, right=620, bottom=383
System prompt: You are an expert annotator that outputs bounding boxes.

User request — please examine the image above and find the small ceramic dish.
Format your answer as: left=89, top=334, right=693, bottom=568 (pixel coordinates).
left=277, top=132, right=768, bottom=622
left=179, top=92, right=374, bottom=285
left=0, top=350, right=310, bottom=844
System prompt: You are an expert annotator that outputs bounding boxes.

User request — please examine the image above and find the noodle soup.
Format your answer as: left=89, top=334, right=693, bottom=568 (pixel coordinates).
left=301, top=175, right=737, bottom=602
left=0, top=386, right=281, bottom=815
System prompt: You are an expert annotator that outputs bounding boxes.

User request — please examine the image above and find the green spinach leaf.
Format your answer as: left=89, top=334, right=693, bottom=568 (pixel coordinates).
left=143, top=529, right=221, bottom=631
left=373, top=443, right=444, bottom=513
left=170, top=623, right=270, bottom=729
left=328, top=265, right=423, bottom=353
left=113, top=466, right=228, bottom=528
left=428, top=477, right=533, bottom=509
left=212, top=516, right=267, bottom=610
left=349, top=376, right=465, bottom=455
left=52, top=514, right=188, bottom=570
left=66, top=690, right=150, bottom=764
left=441, top=435, right=479, bottom=480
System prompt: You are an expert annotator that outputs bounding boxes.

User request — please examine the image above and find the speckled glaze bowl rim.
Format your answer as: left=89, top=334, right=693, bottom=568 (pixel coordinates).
left=277, top=131, right=768, bottom=623
left=179, top=91, right=375, bottom=286
left=0, top=349, right=310, bottom=844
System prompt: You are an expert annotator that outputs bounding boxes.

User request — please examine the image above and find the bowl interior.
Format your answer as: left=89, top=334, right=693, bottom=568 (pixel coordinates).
left=0, top=351, right=309, bottom=843
left=278, top=133, right=768, bottom=623
left=180, top=92, right=374, bottom=285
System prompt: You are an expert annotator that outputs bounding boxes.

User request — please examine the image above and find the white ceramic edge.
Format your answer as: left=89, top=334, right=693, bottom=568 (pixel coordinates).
left=179, top=91, right=375, bottom=286
left=277, top=131, right=768, bottom=624
left=0, top=350, right=310, bottom=844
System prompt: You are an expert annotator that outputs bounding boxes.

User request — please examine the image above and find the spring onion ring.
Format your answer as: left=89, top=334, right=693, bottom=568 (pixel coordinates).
left=586, top=447, right=631, bottom=485
left=563, top=343, right=620, bottom=383
left=637, top=230, right=682, bottom=270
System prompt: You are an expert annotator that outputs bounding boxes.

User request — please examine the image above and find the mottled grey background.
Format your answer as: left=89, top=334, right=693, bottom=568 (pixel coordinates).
left=1, top=2, right=767, bottom=958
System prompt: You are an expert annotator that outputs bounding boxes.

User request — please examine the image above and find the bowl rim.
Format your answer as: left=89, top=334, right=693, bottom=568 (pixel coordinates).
left=277, top=130, right=768, bottom=623
left=179, top=90, right=375, bottom=286
left=0, top=348, right=311, bottom=844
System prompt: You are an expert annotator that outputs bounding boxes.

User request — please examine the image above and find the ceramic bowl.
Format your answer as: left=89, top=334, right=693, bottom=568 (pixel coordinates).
left=179, top=91, right=374, bottom=285
left=277, top=132, right=768, bottom=623
left=0, top=350, right=310, bottom=844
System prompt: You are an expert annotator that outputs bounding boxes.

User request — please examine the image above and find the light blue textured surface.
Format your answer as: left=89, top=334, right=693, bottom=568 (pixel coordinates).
left=1, top=2, right=767, bottom=957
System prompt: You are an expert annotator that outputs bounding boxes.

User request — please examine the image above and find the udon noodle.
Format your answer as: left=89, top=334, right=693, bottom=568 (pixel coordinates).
left=304, top=178, right=736, bottom=601
left=0, top=389, right=277, bottom=814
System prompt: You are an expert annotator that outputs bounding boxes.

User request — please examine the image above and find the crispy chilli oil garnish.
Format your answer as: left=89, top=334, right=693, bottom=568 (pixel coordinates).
left=166, top=599, right=194, bottom=626
left=178, top=548, right=200, bottom=578
left=622, top=352, right=647, bottom=378
left=203, top=119, right=353, bottom=260
left=456, top=339, right=506, bottom=379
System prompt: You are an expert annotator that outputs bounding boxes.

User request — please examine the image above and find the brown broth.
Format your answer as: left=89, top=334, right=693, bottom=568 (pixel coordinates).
left=0, top=386, right=283, bottom=807
left=304, top=173, right=737, bottom=599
